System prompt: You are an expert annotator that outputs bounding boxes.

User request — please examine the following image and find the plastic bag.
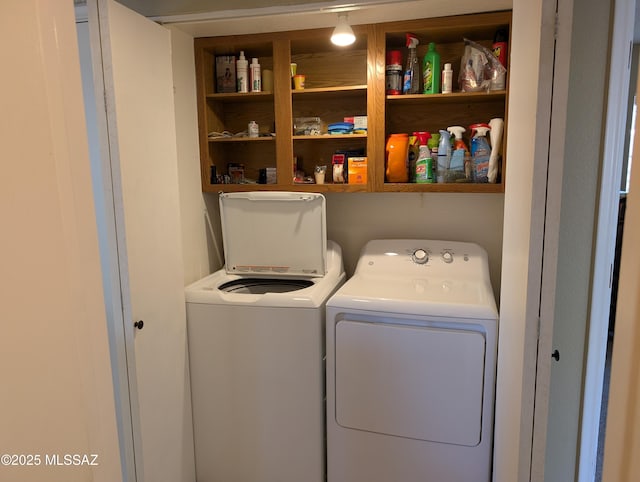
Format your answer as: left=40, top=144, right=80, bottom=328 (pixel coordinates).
left=458, top=38, right=507, bottom=92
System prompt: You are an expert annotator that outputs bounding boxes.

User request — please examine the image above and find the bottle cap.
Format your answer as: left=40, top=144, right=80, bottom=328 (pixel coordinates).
left=239, top=51, right=246, bottom=60
left=386, top=50, right=403, bottom=66
left=444, top=63, right=452, bottom=71
left=251, top=58, right=259, bottom=65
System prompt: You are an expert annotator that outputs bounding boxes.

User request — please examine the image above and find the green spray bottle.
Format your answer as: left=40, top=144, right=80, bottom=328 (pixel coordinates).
left=423, top=42, right=441, bottom=94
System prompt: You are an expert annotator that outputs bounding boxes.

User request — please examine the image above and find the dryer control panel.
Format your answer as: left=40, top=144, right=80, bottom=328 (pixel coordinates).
left=355, top=239, right=490, bottom=281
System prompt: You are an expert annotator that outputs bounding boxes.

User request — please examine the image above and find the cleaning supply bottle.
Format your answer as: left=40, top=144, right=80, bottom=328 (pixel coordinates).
left=436, top=129, right=451, bottom=183
left=250, top=57, right=261, bottom=92
left=470, top=123, right=492, bottom=183
left=386, top=133, right=410, bottom=182
left=423, top=42, right=441, bottom=94
left=428, top=132, right=440, bottom=160
left=414, top=132, right=433, bottom=183
left=446, top=126, right=467, bottom=176
left=385, top=50, right=403, bottom=95
left=408, top=133, right=420, bottom=182
left=441, top=63, right=453, bottom=94
left=402, top=34, right=420, bottom=94
left=236, top=51, right=249, bottom=93
left=488, top=117, right=504, bottom=183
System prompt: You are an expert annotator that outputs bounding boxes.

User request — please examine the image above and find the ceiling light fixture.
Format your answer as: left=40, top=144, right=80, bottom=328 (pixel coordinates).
left=331, top=13, right=356, bottom=46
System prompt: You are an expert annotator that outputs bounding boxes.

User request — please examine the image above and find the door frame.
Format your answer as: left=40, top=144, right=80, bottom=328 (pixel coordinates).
left=530, top=0, right=634, bottom=479
left=576, top=0, right=634, bottom=478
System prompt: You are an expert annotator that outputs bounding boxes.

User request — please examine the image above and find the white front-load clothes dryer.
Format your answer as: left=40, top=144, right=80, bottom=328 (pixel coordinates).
left=326, top=239, right=498, bottom=482
left=186, top=192, right=345, bottom=482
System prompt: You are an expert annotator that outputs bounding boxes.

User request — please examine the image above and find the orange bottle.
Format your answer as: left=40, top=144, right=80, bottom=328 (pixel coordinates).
left=386, top=133, right=410, bottom=182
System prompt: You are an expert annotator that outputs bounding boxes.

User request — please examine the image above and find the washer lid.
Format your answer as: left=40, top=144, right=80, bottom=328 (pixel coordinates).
left=219, top=192, right=327, bottom=277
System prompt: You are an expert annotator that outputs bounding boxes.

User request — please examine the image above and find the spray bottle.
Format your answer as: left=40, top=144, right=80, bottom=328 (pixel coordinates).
left=446, top=126, right=467, bottom=177
left=488, top=118, right=504, bottom=183
left=470, top=123, right=492, bottom=183
left=403, top=33, right=420, bottom=94
left=414, top=132, right=433, bottom=183
left=436, top=129, right=451, bottom=183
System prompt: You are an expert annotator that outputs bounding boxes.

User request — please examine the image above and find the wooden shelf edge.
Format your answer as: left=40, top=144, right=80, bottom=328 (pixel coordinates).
left=292, top=85, right=368, bottom=94
left=206, top=91, right=273, bottom=101
left=202, top=183, right=368, bottom=193
left=293, top=134, right=367, bottom=140
left=386, top=90, right=506, bottom=102
left=208, top=136, right=275, bottom=143
left=381, top=183, right=505, bottom=193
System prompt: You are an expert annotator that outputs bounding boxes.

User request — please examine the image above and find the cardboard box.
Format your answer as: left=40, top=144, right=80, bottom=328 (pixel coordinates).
left=343, top=115, right=368, bottom=131
left=216, top=56, right=236, bottom=93
left=266, top=167, right=277, bottom=184
left=347, top=157, right=367, bottom=184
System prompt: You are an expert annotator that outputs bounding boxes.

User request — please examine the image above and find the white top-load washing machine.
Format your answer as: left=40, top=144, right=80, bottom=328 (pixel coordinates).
left=186, top=192, right=345, bottom=482
left=326, top=239, right=498, bottom=482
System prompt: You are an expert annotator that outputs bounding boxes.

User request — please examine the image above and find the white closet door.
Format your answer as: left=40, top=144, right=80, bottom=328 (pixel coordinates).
left=90, top=1, right=194, bottom=481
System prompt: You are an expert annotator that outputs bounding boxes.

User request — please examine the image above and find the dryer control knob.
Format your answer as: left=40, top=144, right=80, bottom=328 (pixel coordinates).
left=442, top=251, right=454, bottom=263
left=412, top=249, right=429, bottom=264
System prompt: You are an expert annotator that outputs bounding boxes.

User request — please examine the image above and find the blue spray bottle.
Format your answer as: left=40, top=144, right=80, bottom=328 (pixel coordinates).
left=436, top=129, right=451, bottom=183
left=470, top=123, right=492, bottom=183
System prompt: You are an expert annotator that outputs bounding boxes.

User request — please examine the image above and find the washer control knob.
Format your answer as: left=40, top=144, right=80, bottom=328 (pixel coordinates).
left=442, top=251, right=454, bottom=263
left=412, top=249, right=429, bottom=264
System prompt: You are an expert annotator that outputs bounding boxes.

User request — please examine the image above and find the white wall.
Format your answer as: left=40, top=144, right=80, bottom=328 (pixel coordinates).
left=324, top=193, right=504, bottom=296
left=0, top=1, right=122, bottom=481
left=494, top=0, right=553, bottom=479
left=169, top=26, right=212, bottom=285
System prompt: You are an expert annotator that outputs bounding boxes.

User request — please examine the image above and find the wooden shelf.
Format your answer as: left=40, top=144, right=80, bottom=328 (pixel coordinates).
left=203, top=183, right=368, bottom=193
left=386, top=90, right=507, bottom=103
left=293, top=134, right=367, bottom=140
left=206, top=91, right=274, bottom=103
left=208, top=136, right=275, bottom=143
left=381, top=182, right=504, bottom=193
left=194, top=12, right=510, bottom=194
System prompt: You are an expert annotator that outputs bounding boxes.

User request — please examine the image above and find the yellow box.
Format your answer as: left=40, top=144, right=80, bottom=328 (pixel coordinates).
left=348, top=157, right=368, bottom=184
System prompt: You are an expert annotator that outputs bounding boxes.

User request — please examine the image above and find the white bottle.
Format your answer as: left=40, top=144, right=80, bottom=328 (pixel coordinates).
left=250, top=58, right=261, bottom=92
left=248, top=121, right=259, bottom=138
left=442, top=63, right=453, bottom=94
left=236, top=51, right=248, bottom=93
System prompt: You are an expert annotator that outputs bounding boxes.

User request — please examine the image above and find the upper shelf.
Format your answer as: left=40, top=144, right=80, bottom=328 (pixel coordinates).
left=206, top=91, right=274, bottom=103
left=386, top=91, right=507, bottom=103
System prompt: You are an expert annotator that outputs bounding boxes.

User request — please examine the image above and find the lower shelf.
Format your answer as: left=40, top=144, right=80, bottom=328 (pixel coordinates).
left=381, top=183, right=504, bottom=193
left=202, top=183, right=369, bottom=193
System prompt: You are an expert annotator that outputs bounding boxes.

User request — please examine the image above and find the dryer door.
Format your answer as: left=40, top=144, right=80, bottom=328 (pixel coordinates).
left=335, top=319, right=486, bottom=446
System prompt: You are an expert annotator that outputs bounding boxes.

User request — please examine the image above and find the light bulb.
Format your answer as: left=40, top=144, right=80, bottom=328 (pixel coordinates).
left=331, top=14, right=355, bottom=46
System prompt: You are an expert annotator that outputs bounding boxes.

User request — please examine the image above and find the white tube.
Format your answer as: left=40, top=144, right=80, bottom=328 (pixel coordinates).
left=488, top=118, right=504, bottom=183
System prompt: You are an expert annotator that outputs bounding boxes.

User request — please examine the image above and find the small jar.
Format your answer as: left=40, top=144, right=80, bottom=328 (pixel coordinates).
left=248, top=121, right=259, bottom=138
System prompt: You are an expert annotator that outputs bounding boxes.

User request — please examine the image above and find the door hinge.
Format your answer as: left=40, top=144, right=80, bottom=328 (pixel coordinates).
left=554, top=12, right=559, bottom=40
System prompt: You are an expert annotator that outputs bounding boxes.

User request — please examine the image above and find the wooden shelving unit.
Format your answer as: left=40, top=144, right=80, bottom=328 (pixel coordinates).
left=193, top=11, right=511, bottom=193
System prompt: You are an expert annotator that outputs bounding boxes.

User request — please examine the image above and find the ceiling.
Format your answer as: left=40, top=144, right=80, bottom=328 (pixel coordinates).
left=76, top=0, right=640, bottom=43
